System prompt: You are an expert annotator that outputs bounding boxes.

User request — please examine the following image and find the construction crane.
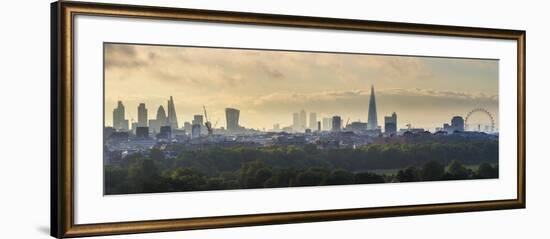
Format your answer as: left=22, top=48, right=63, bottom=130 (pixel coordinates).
left=213, top=119, right=219, bottom=128
left=203, top=105, right=213, bottom=135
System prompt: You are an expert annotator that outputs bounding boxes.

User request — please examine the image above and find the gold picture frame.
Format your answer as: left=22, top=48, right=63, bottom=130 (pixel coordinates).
left=51, top=1, right=526, bottom=238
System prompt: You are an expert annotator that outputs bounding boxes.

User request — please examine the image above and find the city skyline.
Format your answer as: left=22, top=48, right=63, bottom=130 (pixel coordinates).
left=106, top=94, right=494, bottom=134
left=105, top=43, right=499, bottom=130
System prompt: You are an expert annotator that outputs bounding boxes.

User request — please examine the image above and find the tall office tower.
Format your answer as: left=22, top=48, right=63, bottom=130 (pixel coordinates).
left=192, top=115, right=204, bottom=126
left=167, top=96, right=179, bottom=129
left=137, top=103, right=148, bottom=127
left=299, top=110, right=307, bottom=129
left=148, top=105, right=168, bottom=133
left=322, top=117, right=332, bottom=131
left=113, top=101, right=129, bottom=131
left=309, top=112, right=317, bottom=130
left=156, top=105, right=168, bottom=123
left=451, top=116, right=465, bottom=132
left=225, top=108, right=240, bottom=132
left=317, top=121, right=321, bottom=131
left=384, top=112, right=397, bottom=135
left=367, top=85, right=378, bottom=130
left=332, top=116, right=342, bottom=131
left=292, top=112, right=300, bottom=131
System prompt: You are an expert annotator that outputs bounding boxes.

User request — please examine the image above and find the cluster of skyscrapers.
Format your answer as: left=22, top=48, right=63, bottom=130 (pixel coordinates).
left=285, top=85, right=399, bottom=135
left=110, top=96, right=244, bottom=139
left=291, top=110, right=317, bottom=131
left=112, top=96, right=179, bottom=137
left=283, top=85, right=482, bottom=136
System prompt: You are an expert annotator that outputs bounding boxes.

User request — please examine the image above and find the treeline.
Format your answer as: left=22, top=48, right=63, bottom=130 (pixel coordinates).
left=105, top=141, right=498, bottom=194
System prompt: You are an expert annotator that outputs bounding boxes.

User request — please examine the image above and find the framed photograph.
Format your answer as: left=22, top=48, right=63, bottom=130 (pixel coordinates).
left=51, top=1, right=526, bottom=238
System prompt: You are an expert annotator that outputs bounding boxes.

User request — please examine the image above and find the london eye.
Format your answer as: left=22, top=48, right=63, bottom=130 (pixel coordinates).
left=464, top=108, right=495, bottom=132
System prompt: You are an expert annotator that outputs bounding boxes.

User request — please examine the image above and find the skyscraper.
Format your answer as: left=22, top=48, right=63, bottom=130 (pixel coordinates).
left=112, top=101, right=129, bottom=131
left=384, top=112, right=397, bottom=135
left=292, top=112, right=300, bottom=131
left=451, top=116, right=465, bottom=132
left=332, top=116, right=342, bottom=131
left=322, top=117, right=332, bottom=131
left=367, top=85, right=378, bottom=130
left=131, top=121, right=138, bottom=134
left=148, top=105, right=168, bottom=133
left=156, top=105, right=167, bottom=122
left=309, top=112, right=317, bottom=130
left=192, top=115, right=204, bottom=126
left=167, top=96, right=179, bottom=129
left=225, top=108, right=240, bottom=132
left=191, top=115, right=204, bottom=135
left=137, top=103, right=148, bottom=127
left=183, top=122, right=192, bottom=134
left=191, top=124, right=201, bottom=138
left=299, top=110, right=307, bottom=130
left=443, top=116, right=465, bottom=133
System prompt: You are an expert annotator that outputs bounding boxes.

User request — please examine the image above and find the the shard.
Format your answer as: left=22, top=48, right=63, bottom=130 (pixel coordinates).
left=167, top=96, right=179, bottom=129
left=367, top=85, right=378, bottom=130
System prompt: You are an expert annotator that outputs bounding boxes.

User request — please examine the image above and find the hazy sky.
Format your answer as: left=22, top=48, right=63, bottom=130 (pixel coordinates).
left=104, top=43, right=499, bottom=131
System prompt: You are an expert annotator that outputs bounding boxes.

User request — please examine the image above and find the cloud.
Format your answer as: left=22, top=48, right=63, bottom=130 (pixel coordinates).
left=106, top=44, right=136, bottom=56
left=256, top=60, right=285, bottom=79
left=104, top=44, right=150, bottom=69
left=252, top=88, right=496, bottom=106
left=378, top=88, right=498, bottom=101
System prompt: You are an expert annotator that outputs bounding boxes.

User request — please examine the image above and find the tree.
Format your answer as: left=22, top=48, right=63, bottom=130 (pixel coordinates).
left=104, top=139, right=500, bottom=194
left=254, top=168, right=273, bottom=187
left=325, top=169, right=354, bottom=185
left=205, top=177, right=225, bottom=190
left=397, top=166, right=420, bottom=182
left=295, top=170, right=325, bottom=186
left=240, top=160, right=271, bottom=188
left=149, top=148, right=165, bottom=161
left=264, top=168, right=297, bottom=188
left=354, top=171, right=385, bottom=184
left=420, top=160, right=444, bottom=181
left=127, top=159, right=164, bottom=193
left=476, top=163, right=498, bottom=179
left=104, top=165, right=128, bottom=194
left=168, top=167, right=206, bottom=191
left=445, top=160, right=470, bottom=180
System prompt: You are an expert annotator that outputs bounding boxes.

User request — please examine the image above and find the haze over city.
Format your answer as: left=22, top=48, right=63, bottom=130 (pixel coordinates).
left=104, top=43, right=499, bottom=130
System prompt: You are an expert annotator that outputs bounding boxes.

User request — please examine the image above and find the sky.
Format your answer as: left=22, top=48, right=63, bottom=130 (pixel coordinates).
left=104, top=43, right=499, bottom=131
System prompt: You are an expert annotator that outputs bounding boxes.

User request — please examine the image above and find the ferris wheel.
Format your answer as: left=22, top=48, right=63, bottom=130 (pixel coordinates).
left=464, top=108, right=495, bottom=132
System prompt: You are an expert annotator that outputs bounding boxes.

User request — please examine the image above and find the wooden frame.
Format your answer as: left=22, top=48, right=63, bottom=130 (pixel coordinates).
left=51, top=1, right=526, bottom=238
